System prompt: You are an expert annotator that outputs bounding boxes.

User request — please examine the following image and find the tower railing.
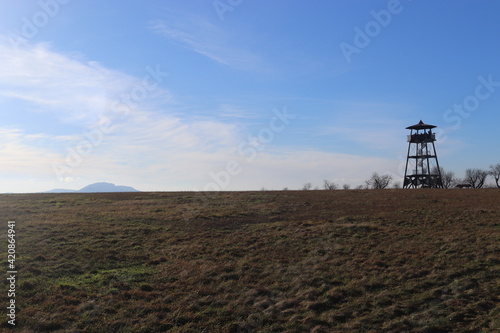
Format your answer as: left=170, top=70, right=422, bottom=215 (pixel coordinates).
left=407, top=133, right=435, bottom=143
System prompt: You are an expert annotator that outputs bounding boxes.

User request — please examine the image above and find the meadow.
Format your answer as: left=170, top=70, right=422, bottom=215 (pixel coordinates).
left=0, top=189, right=498, bottom=332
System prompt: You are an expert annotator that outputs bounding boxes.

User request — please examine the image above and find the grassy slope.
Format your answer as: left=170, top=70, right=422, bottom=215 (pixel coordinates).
left=0, top=189, right=498, bottom=332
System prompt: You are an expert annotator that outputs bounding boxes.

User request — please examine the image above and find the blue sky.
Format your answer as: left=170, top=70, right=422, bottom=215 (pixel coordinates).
left=0, top=0, right=499, bottom=192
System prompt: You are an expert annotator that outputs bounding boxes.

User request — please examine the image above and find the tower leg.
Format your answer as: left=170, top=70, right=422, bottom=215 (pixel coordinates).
left=403, top=139, right=412, bottom=188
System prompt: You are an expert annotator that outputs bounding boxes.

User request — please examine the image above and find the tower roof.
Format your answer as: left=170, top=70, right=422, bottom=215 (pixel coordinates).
left=406, top=120, right=437, bottom=130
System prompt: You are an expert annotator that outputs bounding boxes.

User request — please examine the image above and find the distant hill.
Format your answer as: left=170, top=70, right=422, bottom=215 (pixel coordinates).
left=45, top=189, right=79, bottom=193
left=78, top=182, right=139, bottom=193
left=45, top=182, right=140, bottom=193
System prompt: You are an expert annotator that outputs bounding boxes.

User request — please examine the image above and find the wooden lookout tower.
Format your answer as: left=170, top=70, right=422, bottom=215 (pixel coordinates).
left=403, top=120, right=443, bottom=188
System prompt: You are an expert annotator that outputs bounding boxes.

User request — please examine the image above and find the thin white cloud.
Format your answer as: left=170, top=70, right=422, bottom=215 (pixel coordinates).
left=0, top=39, right=139, bottom=126
left=316, top=101, right=413, bottom=151
left=217, top=104, right=256, bottom=119
left=150, top=15, right=263, bottom=72
left=0, top=128, right=59, bottom=176
left=0, top=37, right=246, bottom=190
left=0, top=37, right=404, bottom=193
left=323, top=126, right=405, bottom=151
left=199, top=149, right=400, bottom=191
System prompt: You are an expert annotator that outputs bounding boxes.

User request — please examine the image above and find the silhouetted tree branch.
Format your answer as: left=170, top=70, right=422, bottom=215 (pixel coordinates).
left=302, top=183, right=312, bottom=190
left=365, top=172, right=392, bottom=189
left=323, top=179, right=338, bottom=190
left=464, top=168, right=489, bottom=188
left=433, top=166, right=457, bottom=189
left=490, top=163, right=500, bottom=188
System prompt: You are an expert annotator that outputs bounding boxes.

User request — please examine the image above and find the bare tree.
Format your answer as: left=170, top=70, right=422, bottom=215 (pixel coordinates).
left=442, top=169, right=457, bottom=189
left=342, top=184, right=351, bottom=190
left=365, top=172, right=392, bottom=189
left=433, top=166, right=457, bottom=189
left=464, top=168, right=489, bottom=188
left=490, top=163, right=500, bottom=188
left=302, top=182, right=312, bottom=191
left=323, top=179, right=338, bottom=190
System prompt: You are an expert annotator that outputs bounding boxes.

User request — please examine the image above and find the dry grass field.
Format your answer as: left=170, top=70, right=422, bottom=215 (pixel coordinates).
left=0, top=189, right=498, bottom=332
